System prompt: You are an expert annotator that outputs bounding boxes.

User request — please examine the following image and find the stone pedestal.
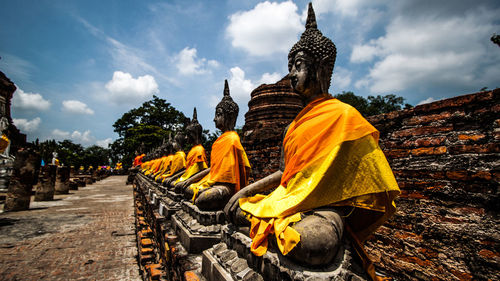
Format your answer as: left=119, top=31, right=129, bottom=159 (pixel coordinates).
left=68, top=180, right=78, bottom=190
left=54, top=166, right=70, bottom=194
left=172, top=201, right=225, bottom=254
left=4, top=148, right=40, bottom=211
left=34, top=164, right=56, bottom=201
left=202, top=225, right=369, bottom=281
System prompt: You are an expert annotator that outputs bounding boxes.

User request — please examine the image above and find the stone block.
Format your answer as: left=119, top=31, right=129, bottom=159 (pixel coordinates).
left=172, top=215, right=221, bottom=254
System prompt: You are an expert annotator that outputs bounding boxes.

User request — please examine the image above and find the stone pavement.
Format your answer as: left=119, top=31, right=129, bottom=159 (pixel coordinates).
left=0, top=175, right=141, bottom=281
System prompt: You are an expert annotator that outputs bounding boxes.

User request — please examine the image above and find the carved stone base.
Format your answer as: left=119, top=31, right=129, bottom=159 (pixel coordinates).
left=201, top=225, right=369, bottom=281
left=172, top=201, right=226, bottom=254
left=172, top=213, right=221, bottom=254
left=157, top=191, right=183, bottom=219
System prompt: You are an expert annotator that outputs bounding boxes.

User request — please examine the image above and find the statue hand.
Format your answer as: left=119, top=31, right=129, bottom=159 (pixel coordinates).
left=224, top=189, right=248, bottom=225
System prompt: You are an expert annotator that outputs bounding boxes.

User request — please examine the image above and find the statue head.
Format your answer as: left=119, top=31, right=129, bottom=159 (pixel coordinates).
left=288, top=3, right=336, bottom=101
left=173, top=132, right=185, bottom=151
left=214, top=80, right=239, bottom=132
left=186, top=107, right=203, bottom=145
left=161, top=133, right=174, bottom=156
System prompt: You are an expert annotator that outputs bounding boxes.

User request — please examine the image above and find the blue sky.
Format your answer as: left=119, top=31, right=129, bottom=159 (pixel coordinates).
left=1, top=0, right=499, bottom=148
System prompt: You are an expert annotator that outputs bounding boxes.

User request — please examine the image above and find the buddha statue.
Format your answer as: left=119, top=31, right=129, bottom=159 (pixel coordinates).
left=158, top=132, right=187, bottom=185
left=184, top=80, right=251, bottom=211
left=150, top=136, right=174, bottom=181
left=224, top=3, right=400, bottom=278
left=168, top=108, right=208, bottom=189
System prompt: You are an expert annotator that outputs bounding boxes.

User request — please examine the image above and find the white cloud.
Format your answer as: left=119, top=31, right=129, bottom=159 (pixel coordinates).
left=352, top=5, right=500, bottom=94
left=105, top=71, right=159, bottom=104
left=51, top=128, right=112, bottom=147
left=350, top=44, right=380, bottom=63
left=71, top=130, right=93, bottom=144
left=0, top=54, right=36, bottom=82
left=227, top=1, right=303, bottom=56
left=77, top=16, right=163, bottom=79
left=12, top=117, right=41, bottom=132
left=96, top=138, right=112, bottom=148
left=332, top=67, right=352, bottom=90
left=175, top=47, right=218, bottom=75
left=259, top=72, right=282, bottom=85
left=308, top=0, right=379, bottom=18
left=12, top=88, right=50, bottom=111
left=228, top=67, right=255, bottom=107
left=417, top=97, right=438, bottom=105
left=62, top=100, right=94, bottom=115
left=51, top=129, right=71, bottom=140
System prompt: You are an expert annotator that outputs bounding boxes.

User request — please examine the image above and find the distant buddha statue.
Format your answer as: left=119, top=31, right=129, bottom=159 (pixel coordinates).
left=0, top=117, right=11, bottom=156
left=224, top=3, right=400, bottom=278
left=184, top=80, right=251, bottom=211
left=149, top=136, right=173, bottom=180
left=159, top=132, right=187, bottom=184
left=168, top=108, right=208, bottom=189
left=51, top=152, right=59, bottom=166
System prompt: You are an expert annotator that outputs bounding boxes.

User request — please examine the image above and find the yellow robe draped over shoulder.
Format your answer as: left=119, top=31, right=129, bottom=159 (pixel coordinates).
left=239, top=97, right=400, bottom=256
left=144, top=158, right=162, bottom=175
left=175, top=145, right=208, bottom=183
left=153, top=155, right=171, bottom=180
left=190, top=131, right=251, bottom=200
left=161, top=151, right=186, bottom=181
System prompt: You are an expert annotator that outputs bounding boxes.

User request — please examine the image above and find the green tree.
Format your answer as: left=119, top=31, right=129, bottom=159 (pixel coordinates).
left=83, top=145, right=111, bottom=169
left=57, top=140, right=84, bottom=167
left=334, top=91, right=412, bottom=117
left=111, top=96, right=187, bottom=168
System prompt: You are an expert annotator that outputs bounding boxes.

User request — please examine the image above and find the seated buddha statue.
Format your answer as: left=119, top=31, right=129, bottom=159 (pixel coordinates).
left=224, top=3, right=400, bottom=278
left=159, top=132, right=187, bottom=185
left=184, top=80, right=251, bottom=211
left=167, top=108, right=208, bottom=189
left=152, top=137, right=174, bottom=182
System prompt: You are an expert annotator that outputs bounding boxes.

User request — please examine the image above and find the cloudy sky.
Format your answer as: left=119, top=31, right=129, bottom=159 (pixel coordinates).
left=1, top=0, right=499, bottom=148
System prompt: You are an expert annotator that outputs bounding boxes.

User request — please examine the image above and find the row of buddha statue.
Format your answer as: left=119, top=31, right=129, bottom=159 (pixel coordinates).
left=134, top=3, right=400, bottom=280
left=136, top=78, right=250, bottom=213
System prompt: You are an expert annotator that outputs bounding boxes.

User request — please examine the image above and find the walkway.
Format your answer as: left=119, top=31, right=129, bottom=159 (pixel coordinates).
left=0, top=175, right=141, bottom=281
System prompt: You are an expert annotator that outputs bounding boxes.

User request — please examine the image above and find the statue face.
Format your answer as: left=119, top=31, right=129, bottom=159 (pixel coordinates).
left=289, top=51, right=321, bottom=101
left=214, top=107, right=226, bottom=131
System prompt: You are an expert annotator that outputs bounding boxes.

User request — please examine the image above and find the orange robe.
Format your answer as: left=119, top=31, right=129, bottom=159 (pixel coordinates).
left=239, top=96, right=400, bottom=256
left=160, top=151, right=186, bottom=181
left=145, top=158, right=163, bottom=175
left=190, top=131, right=251, bottom=201
left=175, top=144, right=208, bottom=183
left=153, top=155, right=171, bottom=180
left=133, top=154, right=145, bottom=167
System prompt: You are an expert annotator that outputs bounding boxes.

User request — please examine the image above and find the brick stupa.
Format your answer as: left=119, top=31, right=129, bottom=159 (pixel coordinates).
left=241, top=75, right=304, bottom=182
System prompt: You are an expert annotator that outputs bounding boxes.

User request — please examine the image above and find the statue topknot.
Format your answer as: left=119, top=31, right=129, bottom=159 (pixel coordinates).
left=186, top=107, right=202, bottom=141
left=216, top=80, right=239, bottom=119
left=288, top=2, right=337, bottom=90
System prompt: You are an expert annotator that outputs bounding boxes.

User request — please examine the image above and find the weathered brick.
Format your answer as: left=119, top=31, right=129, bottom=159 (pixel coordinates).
left=405, top=112, right=452, bottom=126
left=184, top=271, right=201, bottom=281
left=457, top=134, right=486, bottom=141
left=449, top=143, right=500, bottom=154
left=392, top=126, right=453, bottom=138
left=471, top=171, right=492, bottom=181
left=450, top=269, right=473, bottom=281
left=478, top=249, right=500, bottom=259
left=411, top=146, right=447, bottom=156
left=384, top=149, right=410, bottom=158
left=446, top=170, right=469, bottom=180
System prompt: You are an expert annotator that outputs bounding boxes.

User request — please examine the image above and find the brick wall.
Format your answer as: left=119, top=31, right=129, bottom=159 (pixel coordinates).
left=365, top=89, right=499, bottom=280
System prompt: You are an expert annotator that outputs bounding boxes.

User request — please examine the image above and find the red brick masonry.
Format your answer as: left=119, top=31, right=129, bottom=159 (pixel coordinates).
left=365, top=89, right=499, bottom=280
